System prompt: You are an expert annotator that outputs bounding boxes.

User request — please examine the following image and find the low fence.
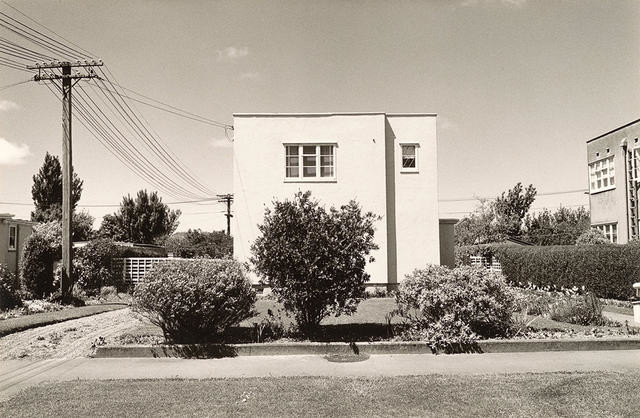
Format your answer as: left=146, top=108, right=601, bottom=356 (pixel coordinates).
left=469, top=255, right=502, bottom=273
left=112, top=257, right=182, bottom=286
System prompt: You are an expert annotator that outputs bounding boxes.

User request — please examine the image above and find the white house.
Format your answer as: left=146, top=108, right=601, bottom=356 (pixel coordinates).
left=232, top=112, right=444, bottom=289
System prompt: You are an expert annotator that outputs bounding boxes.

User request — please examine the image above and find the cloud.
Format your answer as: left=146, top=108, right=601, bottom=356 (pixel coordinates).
left=239, top=72, right=260, bottom=80
left=0, top=137, right=30, bottom=165
left=210, top=137, right=233, bottom=148
left=217, top=46, right=249, bottom=61
left=0, top=100, right=19, bottom=111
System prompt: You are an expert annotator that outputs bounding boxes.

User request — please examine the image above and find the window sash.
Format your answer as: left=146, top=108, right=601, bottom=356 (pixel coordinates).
left=589, top=156, right=615, bottom=193
left=285, top=144, right=335, bottom=179
left=401, top=145, right=417, bottom=170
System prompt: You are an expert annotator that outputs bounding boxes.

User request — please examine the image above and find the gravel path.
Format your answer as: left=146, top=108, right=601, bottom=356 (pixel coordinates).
left=0, top=308, right=145, bottom=360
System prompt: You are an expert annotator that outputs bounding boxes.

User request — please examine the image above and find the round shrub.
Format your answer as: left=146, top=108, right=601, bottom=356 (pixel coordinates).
left=0, top=263, right=22, bottom=310
left=133, top=259, right=257, bottom=343
left=20, top=232, right=57, bottom=298
left=74, top=238, right=121, bottom=294
left=395, top=265, right=517, bottom=352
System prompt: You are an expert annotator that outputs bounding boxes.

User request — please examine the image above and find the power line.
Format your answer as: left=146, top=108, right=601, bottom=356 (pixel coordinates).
left=0, top=77, right=29, bottom=90
left=439, top=188, right=588, bottom=202
left=0, top=197, right=221, bottom=208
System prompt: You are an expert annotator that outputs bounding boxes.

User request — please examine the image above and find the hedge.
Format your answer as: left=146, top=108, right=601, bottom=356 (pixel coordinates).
left=456, top=244, right=640, bottom=300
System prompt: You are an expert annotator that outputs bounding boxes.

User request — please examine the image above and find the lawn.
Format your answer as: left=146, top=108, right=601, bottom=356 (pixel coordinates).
left=1, top=372, right=638, bottom=417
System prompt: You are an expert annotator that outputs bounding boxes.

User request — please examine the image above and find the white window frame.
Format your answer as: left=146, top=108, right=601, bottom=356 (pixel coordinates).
left=588, top=155, right=615, bottom=193
left=632, top=146, right=639, bottom=182
left=594, top=223, right=617, bottom=244
left=8, top=224, right=16, bottom=251
left=283, top=143, right=337, bottom=182
left=400, top=143, right=419, bottom=173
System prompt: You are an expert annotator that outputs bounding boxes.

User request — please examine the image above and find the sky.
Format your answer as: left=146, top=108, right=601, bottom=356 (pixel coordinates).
left=0, top=0, right=639, bottom=233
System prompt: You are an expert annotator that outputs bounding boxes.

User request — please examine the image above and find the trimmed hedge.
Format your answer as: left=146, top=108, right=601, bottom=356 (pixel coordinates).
left=457, top=244, right=640, bottom=300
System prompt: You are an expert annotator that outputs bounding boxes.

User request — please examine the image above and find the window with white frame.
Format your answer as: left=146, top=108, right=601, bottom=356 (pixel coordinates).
left=8, top=225, right=16, bottom=251
left=589, top=156, right=615, bottom=193
left=595, top=223, right=617, bottom=243
left=285, top=144, right=335, bottom=180
left=632, top=148, right=639, bottom=181
left=401, top=144, right=418, bottom=172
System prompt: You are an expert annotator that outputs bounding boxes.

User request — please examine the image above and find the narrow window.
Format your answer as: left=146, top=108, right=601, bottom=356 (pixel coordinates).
left=302, top=146, right=317, bottom=177
left=401, top=145, right=417, bottom=171
left=8, top=225, right=16, bottom=251
left=320, top=145, right=334, bottom=178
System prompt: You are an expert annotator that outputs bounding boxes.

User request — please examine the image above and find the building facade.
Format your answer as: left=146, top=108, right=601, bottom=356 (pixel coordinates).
left=586, top=118, right=640, bottom=244
left=232, top=112, right=441, bottom=287
left=0, top=214, right=34, bottom=276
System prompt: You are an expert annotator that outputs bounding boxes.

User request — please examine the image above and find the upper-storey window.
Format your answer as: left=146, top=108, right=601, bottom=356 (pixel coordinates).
left=8, top=225, right=16, bottom=251
left=632, top=147, right=639, bottom=181
left=589, top=156, right=614, bottom=193
left=285, top=144, right=335, bottom=181
left=401, top=144, right=419, bottom=173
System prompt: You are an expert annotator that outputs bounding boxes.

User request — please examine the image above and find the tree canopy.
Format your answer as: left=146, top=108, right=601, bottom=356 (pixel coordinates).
left=31, top=152, right=83, bottom=222
left=99, top=190, right=181, bottom=244
left=165, top=229, right=232, bottom=259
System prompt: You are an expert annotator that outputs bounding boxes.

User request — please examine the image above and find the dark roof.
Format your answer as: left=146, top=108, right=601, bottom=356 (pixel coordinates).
left=504, top=236, right=534, bottom=246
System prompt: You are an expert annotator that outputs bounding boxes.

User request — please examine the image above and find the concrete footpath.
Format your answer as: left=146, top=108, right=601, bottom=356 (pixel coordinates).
left=1, top=350, right=639, bottom=402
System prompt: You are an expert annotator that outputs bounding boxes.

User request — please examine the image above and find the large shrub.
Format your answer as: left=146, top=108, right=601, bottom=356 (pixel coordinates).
left=492, top=244, right=640, bottom=300
left=395, top=265, right=517, bottom=352
left=74, top=238, right=122, bottom=294
left=20, top=232, right=58, bottom=298
left=133, top=259, right=256, bottom=343
left=0, top=264, right=22, bottom=310
left=251, top=191, right=379, bottom=336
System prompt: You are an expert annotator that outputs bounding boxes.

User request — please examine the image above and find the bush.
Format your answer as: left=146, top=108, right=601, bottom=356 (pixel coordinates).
left=20, top=232, right=58, bottom=298
left=492, top=244, right=640, bottom=300
left=395, top=265, right=517, bottom=352
left=549, top=292, right=607, bottom=326
left=133, top=259, right=256, bottom=343
left=0, top=264, right=22, bottom=311
left=74, top=238, right=122, bottom=294
left=575, top=229, right=610, bottom=245
left=251, top=191, right=379, bottom=337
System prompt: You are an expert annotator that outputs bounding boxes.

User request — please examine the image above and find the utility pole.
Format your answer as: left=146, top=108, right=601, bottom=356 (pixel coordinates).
left=27, top=60, right=102, bottom=303
left=217, top=194, right=233, bottom=235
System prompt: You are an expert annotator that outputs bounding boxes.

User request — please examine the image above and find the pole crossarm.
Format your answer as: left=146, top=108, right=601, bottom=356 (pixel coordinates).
left=33, top=73, right=98, bottom=81
left=26, top=60, right=103, bottom=69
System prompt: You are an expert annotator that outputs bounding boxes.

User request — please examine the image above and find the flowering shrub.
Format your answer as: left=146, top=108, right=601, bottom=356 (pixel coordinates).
left=0, top=263, right=22, bottom=311
left=74, top=238, right=122, bottom=294
left=549, top=292, right=607, bottom=326
left=395, top=265, right=517, bottom=352
left=133, top=259, right=257, bottom=343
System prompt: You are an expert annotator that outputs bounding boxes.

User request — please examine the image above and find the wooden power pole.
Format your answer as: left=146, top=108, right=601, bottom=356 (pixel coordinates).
left=27, top=60, right=102, bottom=303
left=217, top=194, right=234, bottom=235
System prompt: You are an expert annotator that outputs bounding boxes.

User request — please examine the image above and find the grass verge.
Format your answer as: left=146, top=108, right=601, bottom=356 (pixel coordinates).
left=1, top=372, right=638, bottom=417
left=0, top=304, right=127, bottom=337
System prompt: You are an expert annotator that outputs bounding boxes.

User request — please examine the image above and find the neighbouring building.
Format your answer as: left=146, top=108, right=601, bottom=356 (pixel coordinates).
left=233, top=112, right=447, bottom=289
left=0, top=213, right=34, bottom=276
left=586, top=118, right=640, bottom=244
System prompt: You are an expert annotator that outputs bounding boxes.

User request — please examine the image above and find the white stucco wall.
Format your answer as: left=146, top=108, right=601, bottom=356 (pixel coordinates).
left=232, top=113, right=439, bottom=286
left=386, top=115, right=440, bottom=281
left=233, top=113, right=389, bottom=284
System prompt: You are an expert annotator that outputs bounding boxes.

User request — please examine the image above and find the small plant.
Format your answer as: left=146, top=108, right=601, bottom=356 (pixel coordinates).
left=133, top=259, right=257, bottom=344
left=0, top=263, right=22, bottom=311
left=395, top=265, right=517, bottom=352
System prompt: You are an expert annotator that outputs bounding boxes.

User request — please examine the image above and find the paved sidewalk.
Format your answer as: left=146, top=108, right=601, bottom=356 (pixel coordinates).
left=1, top=350, right=639, bottom=402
